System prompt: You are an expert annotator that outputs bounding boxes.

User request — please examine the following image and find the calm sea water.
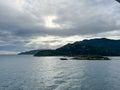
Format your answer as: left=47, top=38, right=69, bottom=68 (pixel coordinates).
left=0, top=55, right=120, bottom=90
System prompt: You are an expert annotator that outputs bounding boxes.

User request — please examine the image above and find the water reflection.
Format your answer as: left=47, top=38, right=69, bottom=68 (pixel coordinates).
left=1, top=56, right=120, bottom=90
left=78, top=61, right=111, bottom=90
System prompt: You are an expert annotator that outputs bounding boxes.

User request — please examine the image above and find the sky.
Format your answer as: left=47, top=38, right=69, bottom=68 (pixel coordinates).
left=0, top=0, right=120, bottom=54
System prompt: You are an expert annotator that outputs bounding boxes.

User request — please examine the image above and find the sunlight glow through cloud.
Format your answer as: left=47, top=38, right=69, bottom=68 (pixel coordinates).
left=44, top=16, right=60, bottom=28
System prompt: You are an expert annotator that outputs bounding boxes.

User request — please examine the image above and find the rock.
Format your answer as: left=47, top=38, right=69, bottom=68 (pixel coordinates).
left=60, top=58, right=68, bottom=60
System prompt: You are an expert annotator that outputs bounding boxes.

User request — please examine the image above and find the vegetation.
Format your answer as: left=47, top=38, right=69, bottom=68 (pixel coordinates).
left=34, top=38, right=120, bottom=56
left=72, top=55, right=110, bottom=60
left=116, top=0, right=120, bottom=3
left=34, top=50, right=56, bottom=56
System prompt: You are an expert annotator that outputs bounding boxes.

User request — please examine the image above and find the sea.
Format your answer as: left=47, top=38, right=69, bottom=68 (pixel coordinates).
left=0, top=55, right=120, bottom=90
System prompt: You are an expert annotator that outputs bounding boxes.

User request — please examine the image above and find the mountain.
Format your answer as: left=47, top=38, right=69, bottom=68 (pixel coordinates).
left=34, top=38, right=120, bottom=56
left=116, top=0, right=120, bottom=3
left=18, top=50, right=41, bottom=55
left=19, top=49, right=53, bottom=55
left=75, top=38, right=120, bottom=52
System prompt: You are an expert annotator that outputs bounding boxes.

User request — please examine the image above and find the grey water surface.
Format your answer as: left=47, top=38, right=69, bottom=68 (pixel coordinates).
left=0, top=55, right=120, bottom=90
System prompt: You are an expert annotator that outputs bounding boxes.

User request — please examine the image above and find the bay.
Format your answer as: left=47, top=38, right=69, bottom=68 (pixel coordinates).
left=0, top=55, right=120, bottom=90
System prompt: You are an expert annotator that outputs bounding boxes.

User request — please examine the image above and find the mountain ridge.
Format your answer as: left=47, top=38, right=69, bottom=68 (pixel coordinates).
left=34, top=38, right=120, bottom=56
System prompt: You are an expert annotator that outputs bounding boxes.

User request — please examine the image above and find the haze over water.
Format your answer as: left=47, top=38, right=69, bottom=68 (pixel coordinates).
left=0, top=55, right=120, bottom=90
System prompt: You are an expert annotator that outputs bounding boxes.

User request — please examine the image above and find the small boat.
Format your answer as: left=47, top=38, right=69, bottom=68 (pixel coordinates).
left=60, top=58, right=68, bottom=60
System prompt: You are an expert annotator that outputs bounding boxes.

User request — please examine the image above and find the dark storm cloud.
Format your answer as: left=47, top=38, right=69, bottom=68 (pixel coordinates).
left=0, top=0, right=120, bottom=53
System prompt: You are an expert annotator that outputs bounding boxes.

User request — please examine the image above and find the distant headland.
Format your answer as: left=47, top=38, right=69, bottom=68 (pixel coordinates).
left=19, top=38, right=120, bottom=60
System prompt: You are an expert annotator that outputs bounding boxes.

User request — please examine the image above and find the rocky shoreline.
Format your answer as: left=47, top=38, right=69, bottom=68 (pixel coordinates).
left=72, top=55, right=110, bottom=60
left=60, top=55, right=110, bottom=60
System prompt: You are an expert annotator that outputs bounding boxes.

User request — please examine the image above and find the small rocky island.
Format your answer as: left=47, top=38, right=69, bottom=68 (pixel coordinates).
left=71, top=55, right=110, bottom=60
left=60, top=58, right=68, bottom=60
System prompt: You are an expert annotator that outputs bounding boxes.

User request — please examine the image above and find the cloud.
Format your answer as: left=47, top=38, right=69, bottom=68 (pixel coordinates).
left=0, top=51, right=17, bottom=55
left=25, top=35, right=87, bottom=49
left=0, top=0, right=120, bottom=52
